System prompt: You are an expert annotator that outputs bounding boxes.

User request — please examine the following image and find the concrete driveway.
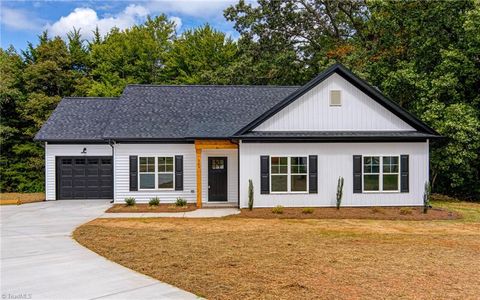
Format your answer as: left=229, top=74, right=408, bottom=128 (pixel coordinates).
left=0, top=200, right=198, bottom=300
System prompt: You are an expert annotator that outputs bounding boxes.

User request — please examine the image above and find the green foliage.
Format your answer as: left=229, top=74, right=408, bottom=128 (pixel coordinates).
left=248, top=179, right=254, bottom=210
left=163, top=24, right=238, bottom=84
left=149, top=197, right=160, bottom=206
left=1, top=1, right=479, bottom=201
left=175, top=197, right=187, bottom=207
left=272, top=205, right=284, bottom=214
left=302, top=207, right=314, bottom=214
left=125, top=197, right=136, bottom=206
left=336, top=177, right=344, bottom=210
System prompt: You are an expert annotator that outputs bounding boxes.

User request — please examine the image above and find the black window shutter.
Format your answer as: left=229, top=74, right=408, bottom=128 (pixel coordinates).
left=309, top=155, right=318, bottom=193
left=353, top=155, right=362, bottom=193
left=400, top=155, right=409, bottom=193
left=175, top=155, right=183, bottom=191
left=260, top=156, right=269, bottom=194
left=129, top=156, right=138, bottom=191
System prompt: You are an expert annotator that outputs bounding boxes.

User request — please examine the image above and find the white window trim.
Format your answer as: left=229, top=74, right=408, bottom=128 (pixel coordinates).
left=138, top=156, right=175, bottom=191
left=270, top=155, right=309, bottom=194
left=362, top=155, right=400, bottom=193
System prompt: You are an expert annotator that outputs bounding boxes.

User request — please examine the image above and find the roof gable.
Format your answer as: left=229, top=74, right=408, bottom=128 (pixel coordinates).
left=253, top=72, right=415, bottom=132
left=236, top=64, right=438, bottom=135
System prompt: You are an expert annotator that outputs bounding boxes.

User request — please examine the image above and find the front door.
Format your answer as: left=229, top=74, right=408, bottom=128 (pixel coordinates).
left=208, top=157, right=228, bottom=202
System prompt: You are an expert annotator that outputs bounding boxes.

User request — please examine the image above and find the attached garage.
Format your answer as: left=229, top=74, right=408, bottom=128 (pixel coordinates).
left=56, top=156, right=113, bottom=200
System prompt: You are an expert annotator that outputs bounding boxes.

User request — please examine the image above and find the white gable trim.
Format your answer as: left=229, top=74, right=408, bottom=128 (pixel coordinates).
left=254, top=73, right=415, bottom=132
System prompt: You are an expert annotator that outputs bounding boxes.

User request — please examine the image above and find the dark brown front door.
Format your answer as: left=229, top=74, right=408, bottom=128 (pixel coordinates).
left=208, top=157, right=228, bottom=202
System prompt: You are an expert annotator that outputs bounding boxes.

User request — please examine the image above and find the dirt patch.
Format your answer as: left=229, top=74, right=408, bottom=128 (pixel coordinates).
left=105, top=203, right=197, bottom=213
left=74, top=202, right=480, bottom=300
left=235, top=206, right=460, bottom=220
left=0, top=193, right=45, bottom=205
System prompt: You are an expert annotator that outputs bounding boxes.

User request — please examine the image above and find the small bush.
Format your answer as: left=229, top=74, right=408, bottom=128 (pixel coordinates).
left=175, top=197, right=187, bottom=207
left=149, top=197, right=160, bottom=206
left=248, top=179, right=254, bottom=211
left=371, top=207, right=384, bottom=214
left=336, top=176, right=344, bottom=210
left=399, top=207, right=413, bottom=215
left=302, top=207, right=314, bottom=214
left=124, top=197, right=136, bottom=206
left=272, top=205, right=284, bottom=214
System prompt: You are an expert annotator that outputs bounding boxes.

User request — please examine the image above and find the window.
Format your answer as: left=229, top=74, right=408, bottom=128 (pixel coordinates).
left=139, top=157, right=155, bottom=189
left=270, top=156, right=308, bottom=193
left=330, top=90, right=342, bottom=106
left=290, top=157, right=308, bottom=192
left=211, top=159, right=225, bottom=169
left=158, top=157, right=174, bottom=189
left=271, top=157, right=288, bottom=192
left=363, top=156, right=399, bottom=192
left=382, top=156, right=399, bottom=191
left=139, top=156, right=174, bottom=190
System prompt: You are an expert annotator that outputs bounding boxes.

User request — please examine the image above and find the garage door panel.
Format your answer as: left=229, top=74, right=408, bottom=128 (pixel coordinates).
left=56, top=156, right=113, bottom=200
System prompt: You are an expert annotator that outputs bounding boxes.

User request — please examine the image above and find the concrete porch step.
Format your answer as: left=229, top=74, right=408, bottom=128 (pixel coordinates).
left=202, top=202, right=238, bottom=208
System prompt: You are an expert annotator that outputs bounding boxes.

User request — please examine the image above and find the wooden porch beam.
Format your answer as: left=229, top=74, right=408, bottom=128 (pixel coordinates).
left=196, top=148, right=202, bottom=208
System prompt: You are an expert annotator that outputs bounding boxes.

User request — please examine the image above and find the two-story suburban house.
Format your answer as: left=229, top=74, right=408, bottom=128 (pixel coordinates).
left=35, top=64, right=440, bottom=208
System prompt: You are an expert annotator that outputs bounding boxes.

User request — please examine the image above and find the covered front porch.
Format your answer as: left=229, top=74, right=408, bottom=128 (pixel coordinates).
left=195, top=140, right=239, bottom=208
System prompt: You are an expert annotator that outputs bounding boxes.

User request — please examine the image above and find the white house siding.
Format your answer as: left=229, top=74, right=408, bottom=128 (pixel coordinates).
left=254, top=73, right=414, bottom=132
left=44, top=143, right=112, bottom=200
left=201, top=149, right=238, bottom=203
left=113, top=143, right=197, bottom=203
left=239, top=142, right=428, bottom=208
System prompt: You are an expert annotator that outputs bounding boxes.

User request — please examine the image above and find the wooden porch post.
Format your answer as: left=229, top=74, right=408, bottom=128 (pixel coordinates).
left=196, top=148, right=202, bottom=208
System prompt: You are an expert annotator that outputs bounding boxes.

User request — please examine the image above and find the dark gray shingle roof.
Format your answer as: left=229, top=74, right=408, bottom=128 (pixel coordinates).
left=34, top=97, right=118, bottom=141
left=102, top=85, right=299, bottom=139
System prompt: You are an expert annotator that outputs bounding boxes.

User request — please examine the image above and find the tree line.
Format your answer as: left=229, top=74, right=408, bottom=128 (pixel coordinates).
left=1, top=0, right=479, bottom=200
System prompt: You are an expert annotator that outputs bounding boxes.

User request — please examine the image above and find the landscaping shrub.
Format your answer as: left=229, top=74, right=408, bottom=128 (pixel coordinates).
left=248, top=179, right=254, bottom=211
left=400, top=207, right=413, bottom=215
left=272, top=205, right=284, bottom=214
left=371, top=207, right=384, bottom=214
left=302, top=207, right=314, bottom=214
left=149, top=197, right=160, bottom=206
left=175, top=197, right=187, bottom=207
left=125, top=197, right=136, bottom=206
left=336, top=176, right=344, bottom=210
left=423, top=181, right=431, bottom=214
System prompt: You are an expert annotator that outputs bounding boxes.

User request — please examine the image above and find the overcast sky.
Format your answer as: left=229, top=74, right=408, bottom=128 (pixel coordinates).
left=1, top=0, right=240, bottom=51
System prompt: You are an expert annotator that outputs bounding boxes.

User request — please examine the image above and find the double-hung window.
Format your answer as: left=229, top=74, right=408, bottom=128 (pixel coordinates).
left=139, top=156, right=174, bottom=190
left=158, top=157, right=174, bottom=189
left=363, top=156, right=399, bottom=192
left=270, top=156, right=308, bottom=193
left=139, top=157, right=155, bottom=189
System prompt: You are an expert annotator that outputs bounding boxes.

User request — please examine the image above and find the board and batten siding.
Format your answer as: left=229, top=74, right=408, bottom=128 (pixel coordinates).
left=254, top=73, right=414, bottom=132
left=44, top=143, right=112, bottom=200
left=113, top=143, right=196, bottom=203
left=201, top=149, right=238, bottom=203
left=239, top=142, right=428, bottom=208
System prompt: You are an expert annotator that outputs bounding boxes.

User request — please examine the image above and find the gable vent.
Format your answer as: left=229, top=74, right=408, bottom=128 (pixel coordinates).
left=330, top=90, right=342, bottom=106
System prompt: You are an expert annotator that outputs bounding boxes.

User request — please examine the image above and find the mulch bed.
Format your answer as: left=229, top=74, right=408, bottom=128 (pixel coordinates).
left=106, top=203, right=197, bottom=213
left=235, top=206, right=461, bottom=220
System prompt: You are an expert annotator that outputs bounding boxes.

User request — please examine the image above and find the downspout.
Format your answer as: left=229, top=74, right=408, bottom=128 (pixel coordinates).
left=108, top=139, right=115, bottom=203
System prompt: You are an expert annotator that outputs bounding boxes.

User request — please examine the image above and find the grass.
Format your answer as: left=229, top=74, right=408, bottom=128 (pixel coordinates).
left=74, top=199, right=480, bottom=299
left=0, top=192, right=45, bottom=205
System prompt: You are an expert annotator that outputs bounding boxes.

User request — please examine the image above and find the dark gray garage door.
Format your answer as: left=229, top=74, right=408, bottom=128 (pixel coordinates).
left=56, top=156, right=113, bottom=200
